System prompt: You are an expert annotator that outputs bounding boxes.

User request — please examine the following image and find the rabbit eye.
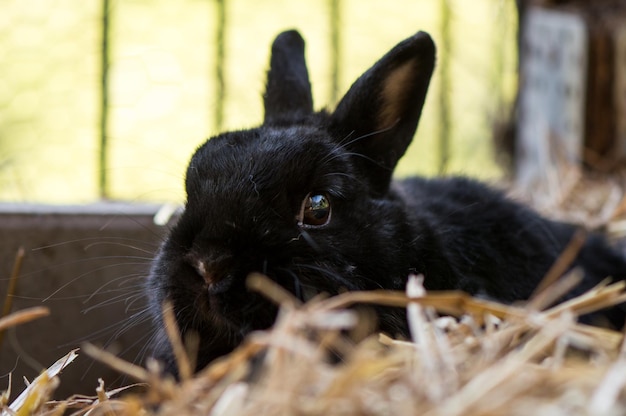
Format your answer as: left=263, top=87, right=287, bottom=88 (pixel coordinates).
left=298, top=192, right=331, bottom=227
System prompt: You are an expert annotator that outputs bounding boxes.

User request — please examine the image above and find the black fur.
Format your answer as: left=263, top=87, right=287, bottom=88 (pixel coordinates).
left=145, top=30, right=626, bottom=375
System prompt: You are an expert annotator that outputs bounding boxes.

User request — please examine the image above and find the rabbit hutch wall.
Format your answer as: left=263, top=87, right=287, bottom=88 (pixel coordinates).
left=0, top=203, right=165, bottom=400
left=9, top=0, right=626, bottom=407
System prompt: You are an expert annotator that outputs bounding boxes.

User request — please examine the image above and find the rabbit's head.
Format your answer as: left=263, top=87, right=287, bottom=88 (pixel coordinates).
left=146, top=30, right=436, bottom=372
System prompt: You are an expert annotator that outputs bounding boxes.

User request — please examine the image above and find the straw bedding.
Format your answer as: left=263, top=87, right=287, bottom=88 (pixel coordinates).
left=2, top=271, right=626, bottom=416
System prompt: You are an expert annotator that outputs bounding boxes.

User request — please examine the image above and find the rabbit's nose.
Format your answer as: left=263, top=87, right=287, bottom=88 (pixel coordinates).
left=184, top=252, right=234, bottom=293
left=191, top=258, right=212, bottom=284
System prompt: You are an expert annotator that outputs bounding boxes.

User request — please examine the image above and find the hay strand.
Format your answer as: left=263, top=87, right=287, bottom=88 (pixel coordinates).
left=3, top=349, right=77, bottom=416
left=0, top=307, right=49, bottom=332
left=0, top=247, right=26, bottom=347
left=161, top=301, right=193, bottom=381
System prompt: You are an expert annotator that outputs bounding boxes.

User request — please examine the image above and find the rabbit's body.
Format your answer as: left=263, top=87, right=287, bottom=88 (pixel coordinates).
left=398, top=176, right=626, bottom=301
left=146, top=30, right=626, bottom=375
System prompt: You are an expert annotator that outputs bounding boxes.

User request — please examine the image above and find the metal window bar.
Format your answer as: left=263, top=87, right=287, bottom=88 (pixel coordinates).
left=99, top=0, right=111, bottom=199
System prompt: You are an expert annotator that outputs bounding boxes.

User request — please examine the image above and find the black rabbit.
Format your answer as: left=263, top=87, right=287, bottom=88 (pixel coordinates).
left=145, top=29, right=626, bottom=375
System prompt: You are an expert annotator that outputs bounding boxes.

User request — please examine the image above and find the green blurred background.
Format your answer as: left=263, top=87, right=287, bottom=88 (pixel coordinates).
left=0, top=0, right=518, bottom=203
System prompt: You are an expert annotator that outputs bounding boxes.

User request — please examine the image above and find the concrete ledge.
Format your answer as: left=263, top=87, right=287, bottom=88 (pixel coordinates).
left=0, top=202, right=167, bottom=215
left=0, top=203, right=171, bottom=399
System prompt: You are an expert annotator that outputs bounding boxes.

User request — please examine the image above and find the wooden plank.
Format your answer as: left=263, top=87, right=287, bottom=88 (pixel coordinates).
left=516, top=6, right=587, bottom=205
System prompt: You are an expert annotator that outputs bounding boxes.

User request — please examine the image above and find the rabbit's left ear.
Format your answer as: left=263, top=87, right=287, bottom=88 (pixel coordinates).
left=264, top=30, right=314, bottom=123
left=330, top=32, right=435, bottom=196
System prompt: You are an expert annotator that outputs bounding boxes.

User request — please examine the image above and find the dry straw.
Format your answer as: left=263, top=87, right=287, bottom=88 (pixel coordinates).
left=3, top=270, right=626, bottom=415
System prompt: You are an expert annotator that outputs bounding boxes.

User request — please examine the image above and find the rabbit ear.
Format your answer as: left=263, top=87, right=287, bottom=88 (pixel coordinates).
left=264, top=30, right=314, bottom=123
left=330, top=31, right=435, bottom=196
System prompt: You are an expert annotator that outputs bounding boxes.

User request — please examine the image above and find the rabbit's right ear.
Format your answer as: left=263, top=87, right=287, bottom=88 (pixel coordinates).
left=264, top=30, right=314, bottom=123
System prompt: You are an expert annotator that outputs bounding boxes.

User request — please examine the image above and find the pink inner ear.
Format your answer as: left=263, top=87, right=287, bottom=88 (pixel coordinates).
left=377, top=59, right=418, bottom=131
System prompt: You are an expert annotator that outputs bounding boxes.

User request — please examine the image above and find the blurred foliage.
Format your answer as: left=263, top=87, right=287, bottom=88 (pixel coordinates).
left=0, top=0, right=518, bottom=203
